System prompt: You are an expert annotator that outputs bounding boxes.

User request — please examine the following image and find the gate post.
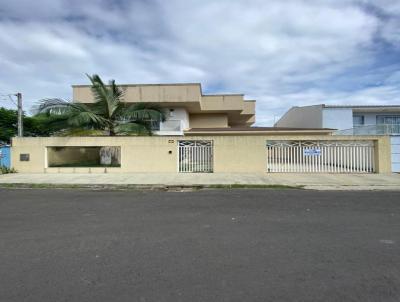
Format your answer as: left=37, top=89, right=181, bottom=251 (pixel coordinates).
left=374, top=136, right=392, bottom=173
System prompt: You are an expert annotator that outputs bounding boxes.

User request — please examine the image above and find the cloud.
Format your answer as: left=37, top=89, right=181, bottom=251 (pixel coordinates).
left=0, top=0, right=399, bottom=125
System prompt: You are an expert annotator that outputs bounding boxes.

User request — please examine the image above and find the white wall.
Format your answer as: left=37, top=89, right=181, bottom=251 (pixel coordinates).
left=391, top=135, right=400, bottom=172
left=322, top=108, right=353, bottom=130
left=166, top=107, right=189, bottom=129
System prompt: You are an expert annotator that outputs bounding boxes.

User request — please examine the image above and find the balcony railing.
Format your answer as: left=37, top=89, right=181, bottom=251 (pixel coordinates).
left=160, top=120, right=182, bottom=132
left=335, top=124, right=400, bottom=136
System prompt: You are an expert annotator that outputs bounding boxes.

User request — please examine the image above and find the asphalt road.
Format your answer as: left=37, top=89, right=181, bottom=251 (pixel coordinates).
left=0, top=188, right=399, bottom=302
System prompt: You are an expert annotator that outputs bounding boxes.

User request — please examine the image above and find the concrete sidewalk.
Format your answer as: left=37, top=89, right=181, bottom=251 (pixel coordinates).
left=0, top=172, right=399, bottom=190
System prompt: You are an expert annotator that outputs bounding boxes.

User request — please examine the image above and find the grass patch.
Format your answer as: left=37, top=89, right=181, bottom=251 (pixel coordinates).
left=49, top=163, right=120, bottom=168
left=0, top=183, right=85, bottom=189
left=0, top=183, right=303, bottom=191
left=206, top=184, right=304, bottom=190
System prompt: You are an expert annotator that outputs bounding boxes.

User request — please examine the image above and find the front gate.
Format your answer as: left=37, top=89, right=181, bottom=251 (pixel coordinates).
left=267, top=140, right=375, bottom=173
left=0, top=146, right=11, bottom=168
left=178, top=140, right=213, bottom=173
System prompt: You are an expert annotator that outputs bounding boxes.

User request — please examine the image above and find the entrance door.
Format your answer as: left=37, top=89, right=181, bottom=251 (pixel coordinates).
left=178, top=140, right=213, bottom=173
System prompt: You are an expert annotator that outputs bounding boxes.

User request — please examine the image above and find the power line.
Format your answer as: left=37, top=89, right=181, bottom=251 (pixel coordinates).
left=0, top=93, right=18, bottom=106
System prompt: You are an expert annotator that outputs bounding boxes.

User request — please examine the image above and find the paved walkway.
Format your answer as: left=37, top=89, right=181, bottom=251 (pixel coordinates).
left=1, top=173, right=399, bottom=190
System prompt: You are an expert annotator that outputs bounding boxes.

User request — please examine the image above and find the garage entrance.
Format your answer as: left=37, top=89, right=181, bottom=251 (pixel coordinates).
left=178, top=140, right=213, bottom=173
left=266, top=140, right=375, bottom=173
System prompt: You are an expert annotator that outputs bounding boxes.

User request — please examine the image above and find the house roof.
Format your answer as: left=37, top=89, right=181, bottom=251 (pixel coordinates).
left=322, top=104, right=400, bottom=109
left=322, top=104, right=400, bottom=113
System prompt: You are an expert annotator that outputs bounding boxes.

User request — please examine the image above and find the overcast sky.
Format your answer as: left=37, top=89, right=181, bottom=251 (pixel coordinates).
left=0, top=0, right=399, bottom=125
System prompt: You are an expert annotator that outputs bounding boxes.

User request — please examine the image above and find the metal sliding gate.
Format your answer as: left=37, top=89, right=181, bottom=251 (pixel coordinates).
left=266, top=140, right=375, bottom=173
left=178, top=140, right=213, bottom=173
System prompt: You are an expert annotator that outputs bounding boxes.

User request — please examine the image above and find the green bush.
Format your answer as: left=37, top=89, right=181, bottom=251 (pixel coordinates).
left=0, top=166, right=17, bottom=174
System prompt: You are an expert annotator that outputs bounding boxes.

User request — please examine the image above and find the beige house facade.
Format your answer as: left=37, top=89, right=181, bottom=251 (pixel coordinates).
left=11, top=83, right=393, bottom=174
left=73, top=83, right=256, bottom=135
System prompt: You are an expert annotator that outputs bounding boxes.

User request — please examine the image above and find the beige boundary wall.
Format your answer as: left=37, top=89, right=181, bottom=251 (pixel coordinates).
left=11, top=135, right=392, bottom=174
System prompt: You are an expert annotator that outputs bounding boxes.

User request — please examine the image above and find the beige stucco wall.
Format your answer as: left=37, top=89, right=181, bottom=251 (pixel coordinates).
left=73, top=84, right=202, bottom=104
left=189, top=114, right=228, bottom=128
left=10, top=135, right=392, bottom=174
left=374, top=136, right=392, bottom=173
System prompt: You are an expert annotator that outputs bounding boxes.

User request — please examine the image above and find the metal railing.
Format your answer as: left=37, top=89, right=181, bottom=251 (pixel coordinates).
left=266, top=140, right=375, bottom=173
left=178, top=140, right=213, bottom=173
left=335, top=124, right=400, bottom=136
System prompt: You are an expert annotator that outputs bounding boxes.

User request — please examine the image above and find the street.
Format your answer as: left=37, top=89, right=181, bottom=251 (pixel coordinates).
left=0, top=188, right=399, bottom=302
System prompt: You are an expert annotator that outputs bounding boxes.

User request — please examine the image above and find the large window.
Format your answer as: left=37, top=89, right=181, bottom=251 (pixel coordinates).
left=47, top=146, right=121, bottom=167
left=353, top=115, right=364, bottom=126
left=376, top=115, right=400, bottom=125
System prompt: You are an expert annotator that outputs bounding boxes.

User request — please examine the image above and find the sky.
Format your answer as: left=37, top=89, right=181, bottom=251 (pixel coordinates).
left=0, top=0, right=399, bottom=125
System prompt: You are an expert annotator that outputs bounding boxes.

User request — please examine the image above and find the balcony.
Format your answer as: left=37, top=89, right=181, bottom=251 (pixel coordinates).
left=335, top=124, right=400, bottom=135
left=153, top=120, right=183, bottom=135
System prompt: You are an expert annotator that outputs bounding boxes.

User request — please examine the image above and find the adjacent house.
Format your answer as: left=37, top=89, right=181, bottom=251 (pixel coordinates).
left=275, top=104, right=400, bottom=172
left=275, top=104, right=400, bottom=133
left=10, top=87, right=392, bottom=174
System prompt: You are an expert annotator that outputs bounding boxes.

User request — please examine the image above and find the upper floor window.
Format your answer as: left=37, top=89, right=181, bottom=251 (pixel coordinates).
left=376, top=115, right=400, bottom=125
left=353, top=115, right=364, bottom=126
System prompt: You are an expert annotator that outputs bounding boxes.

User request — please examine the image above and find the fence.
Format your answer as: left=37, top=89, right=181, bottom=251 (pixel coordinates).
left=266, top=140, right=375, bottom=173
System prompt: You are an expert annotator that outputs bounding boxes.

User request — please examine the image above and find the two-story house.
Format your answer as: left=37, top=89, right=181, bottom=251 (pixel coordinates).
left=72, top=83, right=256, bottom=135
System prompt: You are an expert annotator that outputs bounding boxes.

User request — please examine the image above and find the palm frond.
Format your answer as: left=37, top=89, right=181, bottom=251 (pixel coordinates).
left=120, top=103, right=166, bottom=122
left=114, top=121, right=151, bottom=135
left=33, top=98, right=76, bottom=115
left=86, top=74, right=123, bottom=119
left=34, top=98, right=109, bottom=129
left=60, top=129, right=107, bottom=136
left=67, top=110, right=109, bottom=128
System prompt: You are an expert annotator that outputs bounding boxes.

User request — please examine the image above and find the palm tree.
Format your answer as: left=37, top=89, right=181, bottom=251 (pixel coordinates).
left=34, top=74, right=166, bottom=136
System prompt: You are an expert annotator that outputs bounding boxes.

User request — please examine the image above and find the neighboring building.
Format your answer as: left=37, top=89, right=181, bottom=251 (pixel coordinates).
left=275, top=104, right=400, bottom=172
left=275, top=104, right=400, bottom=134
left=73, top=83, right=256, bottom=135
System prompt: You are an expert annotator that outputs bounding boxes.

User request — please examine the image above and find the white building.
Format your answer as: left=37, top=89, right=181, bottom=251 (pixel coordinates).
left=275, top=104, right=400, bottom=172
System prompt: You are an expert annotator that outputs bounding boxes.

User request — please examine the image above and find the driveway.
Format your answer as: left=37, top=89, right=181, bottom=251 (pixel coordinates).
left=0, top=189, right=399, bottom=302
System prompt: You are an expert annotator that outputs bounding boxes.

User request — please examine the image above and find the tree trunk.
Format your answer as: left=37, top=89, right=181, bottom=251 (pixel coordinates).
left=109, top=126, right=116, bottom=136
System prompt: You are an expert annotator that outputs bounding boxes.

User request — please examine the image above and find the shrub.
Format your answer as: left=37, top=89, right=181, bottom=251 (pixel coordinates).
left=0, top=166, right=17, bottom=174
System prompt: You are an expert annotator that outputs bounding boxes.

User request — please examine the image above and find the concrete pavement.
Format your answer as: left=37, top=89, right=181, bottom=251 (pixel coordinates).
left=1, top=172, right=400, bottom=190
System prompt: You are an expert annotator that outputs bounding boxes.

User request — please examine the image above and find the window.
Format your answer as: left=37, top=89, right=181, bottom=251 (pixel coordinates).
left=353, top=115, right=364, bottom=126
left=20, top=154, right=30, bottom=161
left=376, top=115, right=400, bottom=125
left=47, top=147, right=121, bottom=167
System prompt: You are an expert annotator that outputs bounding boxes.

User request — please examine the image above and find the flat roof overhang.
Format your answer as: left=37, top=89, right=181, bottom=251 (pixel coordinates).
left=323, top=104, right=400, bottom=113
left=184, top=127, right=335, bottom=136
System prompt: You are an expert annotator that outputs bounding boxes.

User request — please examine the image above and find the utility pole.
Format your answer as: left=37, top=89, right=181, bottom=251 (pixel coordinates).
left=16, top=93, right=23, bottom=137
